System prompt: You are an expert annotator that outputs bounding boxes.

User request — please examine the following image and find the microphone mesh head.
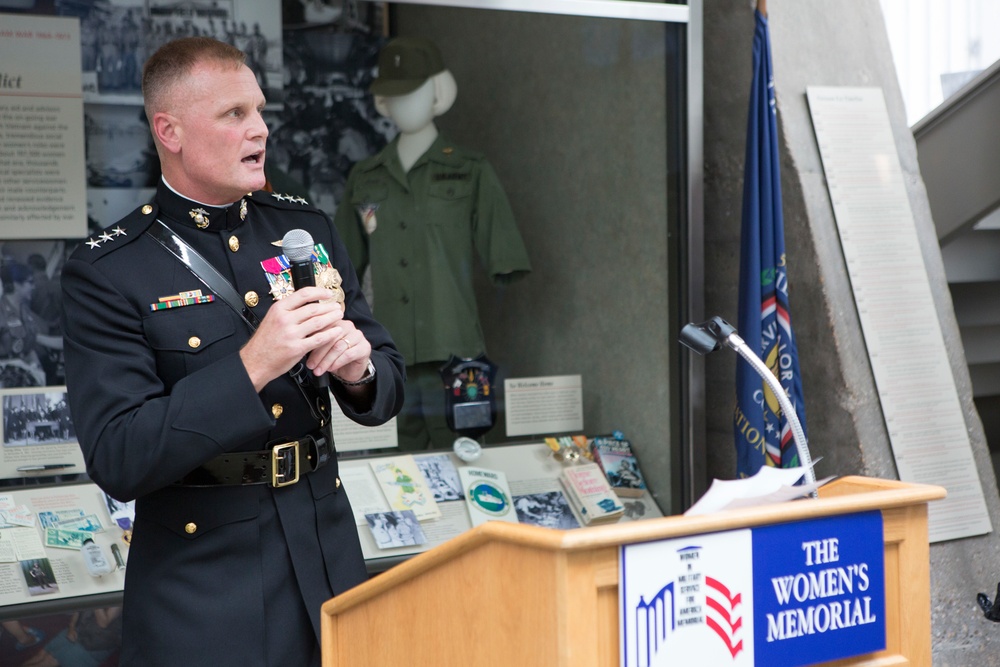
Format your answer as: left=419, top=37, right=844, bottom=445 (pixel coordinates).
left=282, top=229, right=315, bottom=262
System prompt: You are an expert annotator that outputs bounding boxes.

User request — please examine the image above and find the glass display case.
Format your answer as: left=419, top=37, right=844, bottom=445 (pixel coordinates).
left=0, top=2, right=702, bottom=655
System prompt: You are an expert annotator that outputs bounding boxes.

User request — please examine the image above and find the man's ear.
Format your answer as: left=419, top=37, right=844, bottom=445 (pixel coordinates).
left=152, top=111, right=182, bottom=154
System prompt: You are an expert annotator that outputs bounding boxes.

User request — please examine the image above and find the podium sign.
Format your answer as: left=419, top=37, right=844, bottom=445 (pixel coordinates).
left=620, top=511, right=885, bottom=667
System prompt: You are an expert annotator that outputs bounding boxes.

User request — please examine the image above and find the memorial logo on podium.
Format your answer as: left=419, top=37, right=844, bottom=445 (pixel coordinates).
left=620, top=512, right=885, bottom=667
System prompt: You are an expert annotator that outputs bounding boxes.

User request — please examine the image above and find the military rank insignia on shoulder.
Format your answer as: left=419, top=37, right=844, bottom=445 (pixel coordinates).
left=270, top=192, right=309, bottom=206
left=84, top=225, right=128, bottom=250
left=80, top=201, right=155, bottom=258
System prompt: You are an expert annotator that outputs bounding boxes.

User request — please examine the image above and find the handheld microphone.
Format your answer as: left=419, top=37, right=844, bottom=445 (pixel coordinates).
left=282, top=228, right=317, bottom=289
left=282, top=229, right=330, bottom=389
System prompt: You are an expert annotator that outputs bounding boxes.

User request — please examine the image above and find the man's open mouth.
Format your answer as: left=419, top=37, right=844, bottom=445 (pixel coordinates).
left=242, top=151, right=263, bottom=164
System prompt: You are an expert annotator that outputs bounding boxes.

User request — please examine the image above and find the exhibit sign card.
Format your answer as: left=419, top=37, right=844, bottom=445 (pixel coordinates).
left=807, top=86, right=991, bottom=542
left=504, top=375, right=583, bottom=437
left=330, top=398, right=398, bottom=452
left=0, top=15, right=87, bottom=238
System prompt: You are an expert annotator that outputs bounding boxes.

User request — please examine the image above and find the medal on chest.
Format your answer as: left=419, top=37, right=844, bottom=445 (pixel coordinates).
left=261, top=242, right=345, bottom=304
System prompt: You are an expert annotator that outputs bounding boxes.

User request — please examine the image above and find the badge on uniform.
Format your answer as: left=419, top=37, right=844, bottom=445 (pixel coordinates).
left=149, top=290, right=215, bottom=312
left=357, top=203, right=379, bottom=235
left=439, top=354, right=498, bottom=438
left=261, top=242, right=345, bottom=304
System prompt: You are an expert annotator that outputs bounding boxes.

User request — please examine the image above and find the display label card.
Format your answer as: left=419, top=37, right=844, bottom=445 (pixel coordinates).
left=331, top=399, right=398, bottom=451
left=620, top=511, right=885, bottom=667
left=0, top=529, right=17, bottom=562
left=504, top=375, right=583, bottom=437
left=339, top=462, right=392, bottom=525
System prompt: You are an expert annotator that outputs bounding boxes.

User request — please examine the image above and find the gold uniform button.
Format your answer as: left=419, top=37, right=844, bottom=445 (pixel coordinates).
left=228, top=236, right=240, bottom=252
left=188, top=336, right=201, bottom=349
left=336, top=477, right=341, bottom=489
left=184, top=522, right=197, bottom=534
left=245, top=291, right=259, bottom=307
left=271, top=403, right=283, bottom=419
left=141, top=204, right=153, bottom=215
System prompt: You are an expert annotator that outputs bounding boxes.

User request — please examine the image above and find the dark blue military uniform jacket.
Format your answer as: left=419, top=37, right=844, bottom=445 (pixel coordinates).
left=61, top=182, right=405, bottom=666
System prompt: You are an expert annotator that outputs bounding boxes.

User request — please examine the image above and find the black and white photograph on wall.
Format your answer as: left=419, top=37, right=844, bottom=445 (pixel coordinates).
left=2, top=391, right=73, bottom=446
left=0, top=241, right=66, bottom=388
left=267, top=2, right=391, bottom=215
left=414, top=453, right=464, bottom=502
left=84, top=104, right=158, bottom=189
left=52, top=0, right=283, bottom=105
left=365, top=510, right=427, bottom=550
left=0, top=387, right=85, bottom=479
left=513, top=491, right=580, bottom=529
left=87, top=187, right=158, bottom=238
left=83, top=103, right=160, bottom=235
left=283, top=0, right=388, bottom=32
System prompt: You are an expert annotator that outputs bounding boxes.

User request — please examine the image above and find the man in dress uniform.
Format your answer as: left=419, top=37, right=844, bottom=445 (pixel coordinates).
left=334, top=37, right=531, bottom=451
left=61, top=37, right=405, bottom=667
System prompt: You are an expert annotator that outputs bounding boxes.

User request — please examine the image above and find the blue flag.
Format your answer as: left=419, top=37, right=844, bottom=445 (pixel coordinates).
left=734, top=10, right=807, bottom=477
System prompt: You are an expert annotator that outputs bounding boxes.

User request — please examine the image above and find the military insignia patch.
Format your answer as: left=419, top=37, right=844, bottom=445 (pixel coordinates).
left=189, top=208, right=210, bottom=229
left=439, top=354, right=498, bottom=438
left=358, top=203, right=379, bottom=235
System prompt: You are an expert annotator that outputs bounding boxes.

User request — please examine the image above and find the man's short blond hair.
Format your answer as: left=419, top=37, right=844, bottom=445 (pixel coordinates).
left=142, top=37, right=246, bottom=121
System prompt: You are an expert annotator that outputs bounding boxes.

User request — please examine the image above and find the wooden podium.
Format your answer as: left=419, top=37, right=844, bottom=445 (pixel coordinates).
left=321, top=476, right=945, bottom=667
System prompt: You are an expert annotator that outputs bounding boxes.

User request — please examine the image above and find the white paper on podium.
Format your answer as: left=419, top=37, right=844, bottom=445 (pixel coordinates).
left=684, top=464, right=833, bottom=516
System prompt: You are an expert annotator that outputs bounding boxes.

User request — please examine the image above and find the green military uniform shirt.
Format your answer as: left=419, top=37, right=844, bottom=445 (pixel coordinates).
left=334, top=134, right=531, bottom=365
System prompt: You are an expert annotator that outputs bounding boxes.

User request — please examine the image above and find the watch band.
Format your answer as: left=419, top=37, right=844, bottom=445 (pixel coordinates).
left=337, top=360, right=376, bottom=387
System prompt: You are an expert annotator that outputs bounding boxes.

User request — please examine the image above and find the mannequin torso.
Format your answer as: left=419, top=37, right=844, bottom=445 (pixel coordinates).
left=396, top=123, right=438, bottom=173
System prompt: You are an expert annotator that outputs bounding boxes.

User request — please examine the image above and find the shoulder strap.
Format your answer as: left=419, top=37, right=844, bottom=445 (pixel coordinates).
left=146, top=219, right=261, bottom=331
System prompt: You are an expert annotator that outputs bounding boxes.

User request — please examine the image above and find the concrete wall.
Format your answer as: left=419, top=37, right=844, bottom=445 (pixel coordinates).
left=704, top=1, right=1000, bottom=662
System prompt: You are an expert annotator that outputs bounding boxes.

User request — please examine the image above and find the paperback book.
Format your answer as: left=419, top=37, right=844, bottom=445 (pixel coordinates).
left=459, top=466, right=518, bottom=527
left=559, top=462, right=624, bottom=526
left=590, top=434, right=647, bottom=498
left=370, top=455, right=442, bottom=521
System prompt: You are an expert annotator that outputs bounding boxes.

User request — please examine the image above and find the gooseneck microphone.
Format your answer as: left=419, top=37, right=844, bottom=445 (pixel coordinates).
left=679, top=316, right=817, bottom=495
left=282, top=229, right=330, bottom=389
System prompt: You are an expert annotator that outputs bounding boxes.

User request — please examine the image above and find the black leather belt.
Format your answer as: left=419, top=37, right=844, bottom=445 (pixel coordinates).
left=174, top=430, right=332, bottom=487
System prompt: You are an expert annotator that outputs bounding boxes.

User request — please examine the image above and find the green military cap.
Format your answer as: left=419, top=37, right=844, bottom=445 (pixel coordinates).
left=370, top=37, right=445, bottom=96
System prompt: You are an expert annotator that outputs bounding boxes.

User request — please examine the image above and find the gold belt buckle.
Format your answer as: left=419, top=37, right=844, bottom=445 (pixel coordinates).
left=271, top=441, right=300, bottom=487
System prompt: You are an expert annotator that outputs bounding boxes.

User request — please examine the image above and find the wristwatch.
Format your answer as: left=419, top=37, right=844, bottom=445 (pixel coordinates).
left=337, top=360, right=376, bottom=387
